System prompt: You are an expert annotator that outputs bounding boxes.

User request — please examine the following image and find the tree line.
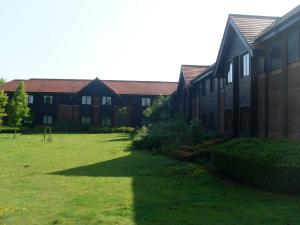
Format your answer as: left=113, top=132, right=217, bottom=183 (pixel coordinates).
left=0, top=80, right=30, bottom=138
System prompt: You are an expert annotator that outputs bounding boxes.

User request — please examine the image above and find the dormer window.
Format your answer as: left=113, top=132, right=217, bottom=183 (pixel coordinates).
left=82, top=96, right=91, bottom=105
left=102, top=96, right=112, bottom=105
left=227, top=62, right=233, bottom=84
left=142, top=97, right=151, bottom=107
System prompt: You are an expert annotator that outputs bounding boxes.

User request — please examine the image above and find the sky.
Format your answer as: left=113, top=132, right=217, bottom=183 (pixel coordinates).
left=0, top=0, right=299, bottom=82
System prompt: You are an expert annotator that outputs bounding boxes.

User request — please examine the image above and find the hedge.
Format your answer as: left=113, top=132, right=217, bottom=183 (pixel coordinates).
left=212, top=138, right=300, bottom=194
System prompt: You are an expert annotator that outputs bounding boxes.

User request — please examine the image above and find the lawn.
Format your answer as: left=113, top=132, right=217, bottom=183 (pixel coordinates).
left=0, top=133, right=300, bottom=225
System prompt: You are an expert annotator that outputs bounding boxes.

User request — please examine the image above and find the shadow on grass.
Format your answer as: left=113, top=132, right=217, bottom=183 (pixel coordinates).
left=48, top=142, right=300, bottom=225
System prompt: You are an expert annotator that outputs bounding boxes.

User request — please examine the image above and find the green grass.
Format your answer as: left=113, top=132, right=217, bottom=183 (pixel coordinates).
left=0, top=133, right=300, bottom=225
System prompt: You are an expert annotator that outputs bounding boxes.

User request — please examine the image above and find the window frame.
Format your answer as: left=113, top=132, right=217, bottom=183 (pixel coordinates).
left=43, top=115, right=53, bottom=125
left=102, top=96, right=112, bottom=106
left=101, top=117, right=112, bottom=126
left=43, top=95, right=53, bottom=104
left=28, top=95, right=34, bottom=104
left=81, top=116, right=91, bottom=124
left=226, top=62, right=233, bottom=84
left=141, top=97, right=151, bottom=107
left=82, top=96, right=91, bottom=105
left=242, top=53, right=250, bottom=77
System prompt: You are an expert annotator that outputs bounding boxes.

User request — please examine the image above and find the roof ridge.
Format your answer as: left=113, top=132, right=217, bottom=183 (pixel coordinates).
left=229, top=14, right=279, bottom=19
left=181, top=64, right=210, bottom=68
left=21, top=78, right=177, bottom=83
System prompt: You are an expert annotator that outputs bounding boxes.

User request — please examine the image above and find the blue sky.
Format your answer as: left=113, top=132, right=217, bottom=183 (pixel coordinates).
left=0, top=0, right=299, bottom=82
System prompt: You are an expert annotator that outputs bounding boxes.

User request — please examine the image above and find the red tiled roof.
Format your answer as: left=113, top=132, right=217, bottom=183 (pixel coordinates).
left=1, top=78, right=177, bottom=96
left=181, top=65, right=209, bottom=86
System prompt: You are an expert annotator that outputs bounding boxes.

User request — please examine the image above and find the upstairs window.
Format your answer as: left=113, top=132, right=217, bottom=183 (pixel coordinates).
left=28, top=95, right=34, bottom=104
left=43, top=115, right=52, bottom=124
left=242, top=53, right=250, bottom=77
left=201, top=80, right=206, bottom=96
left=81, top=116, right=91, bottom=124
left=43, top=95, right=53, bottom=104
left=287, top=30, right=299, bottom=64
left=269, top=41, right=282, bottom=71
left=142, top=97, right=151, bottom=107
left=102, top=96, right=112, bottom=105
left=82, top=96, right=91, bottom=105
left=101, top=117, right=111, bottom=126
left=210, top=77, right=215, bottom=93
left=227, top=62, right=233, bottom=84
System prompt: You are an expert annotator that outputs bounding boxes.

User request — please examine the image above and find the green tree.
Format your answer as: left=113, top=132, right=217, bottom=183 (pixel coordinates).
left=143, top=96, right=171, bottom=124
left=0, top=90, right=8, bottom=127
left=8, top=82, right=30, bottom=138
left=0, top=78, right=5, bottom=86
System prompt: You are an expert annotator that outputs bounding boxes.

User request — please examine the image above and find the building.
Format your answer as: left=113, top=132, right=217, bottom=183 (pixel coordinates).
left=2, top=78, right=177, bottom=127
left=174, top=65, right=209, bottom=120
left=177, top=5, right=300, bottom=139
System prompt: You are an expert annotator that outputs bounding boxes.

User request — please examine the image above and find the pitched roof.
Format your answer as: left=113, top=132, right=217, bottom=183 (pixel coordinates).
left=1, top=78, right=177, bottom=96
left=181, top=65, right=209, bottom=86
left=192, top=64, right=215, bottom=84
left=229, top=14, right=278, bottom=45
left=256, top=5, right=300, bottom=41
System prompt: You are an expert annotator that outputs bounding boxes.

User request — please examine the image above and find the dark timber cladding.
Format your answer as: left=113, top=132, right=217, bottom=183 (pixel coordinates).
left=1, top=78, right=177, bottom=127
left=175, top=65, right=209, bottom=121
left=173, top=5, right=300, bottom=139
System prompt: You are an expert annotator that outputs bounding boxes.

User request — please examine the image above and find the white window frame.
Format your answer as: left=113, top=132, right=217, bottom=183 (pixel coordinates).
left=101, top=117, right=111, bottom=126
left=82, top=96, right=91, bottom=105
left=28, top=95, right=34, bottom=104
left=142, top=97, right=151, bottom=107
left=43, top=116, right=53, bottom=124
left=242, top=53, right=250, bottom=77
left=227, top=62, right=233, bottom=84
left=102, top=96, right=112, bottom=106
left=43, top=95, right=53, bottom=104
left=81, top=116, right=91, bottom=124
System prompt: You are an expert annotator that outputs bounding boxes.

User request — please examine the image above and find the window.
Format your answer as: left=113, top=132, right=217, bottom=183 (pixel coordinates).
left=240, top=107, right=250, bottom=131
left=201, top=80, right=206, bottom=96
left=210, top=77, right=215, bottom=93
left=82, top=96, right=91, bottom=105
left=269, top=41, right=282, bottom=71
left=287, top=30, right=299, bottom=63
left=28, top=95, right=34, bottom=104
left=225, top=110, right=233, bottom=130
left=43, top=95, right=53, bottom=104
left=142, top=97, right=151, bottom=107
left=242, top=53, right=250, bottom=77
left=81, top=116, right=91, bottom=124
left=102, top=96, right=112, bottom=105
left=209, top=113, right=216, bottom=131
left=227, top=62, right=233, bottom=84
left=43, top=116, right=52, bottom=124
left=101, top=117, right=111, bottom=126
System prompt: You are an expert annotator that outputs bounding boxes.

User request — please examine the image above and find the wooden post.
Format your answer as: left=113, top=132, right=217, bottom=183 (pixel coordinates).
left=49, top=127, right=52, bottom=142
left=44, top=127, right=46, bottom=142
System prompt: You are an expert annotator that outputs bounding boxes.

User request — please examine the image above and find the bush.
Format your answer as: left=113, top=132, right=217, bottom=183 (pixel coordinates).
left=212, top=138, right=300, bottom=194
left=132, top=115, right=204, bottom=156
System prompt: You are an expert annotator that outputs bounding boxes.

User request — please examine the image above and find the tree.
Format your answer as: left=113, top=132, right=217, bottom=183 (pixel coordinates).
left=143, top=96, right=171, bottom=124
left=8, top=82, right=30, bottom=138
left=0, top=78, right=5, bottom=86
left=0, top=90, right=8, bottom=127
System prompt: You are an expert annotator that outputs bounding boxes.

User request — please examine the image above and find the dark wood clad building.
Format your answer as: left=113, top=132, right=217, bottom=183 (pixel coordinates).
left=177, top=5, right=300, bottom=139
left=2, top=78, right=177, bottom=127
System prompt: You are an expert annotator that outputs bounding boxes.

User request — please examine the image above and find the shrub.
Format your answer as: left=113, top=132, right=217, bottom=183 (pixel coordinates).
left=132, top=115, right=204, bottom=156
left=143, top=96, right=171, bottom=124
left=212, top=138, right=300, bottom=194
